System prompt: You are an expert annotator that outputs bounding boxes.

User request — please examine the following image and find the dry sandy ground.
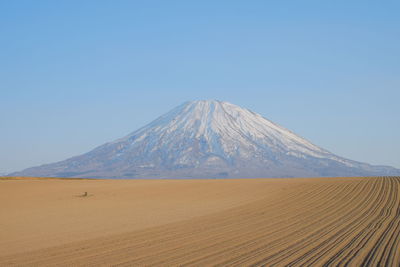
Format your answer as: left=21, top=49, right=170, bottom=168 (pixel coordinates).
left=0, top=176, right=399, bottom=266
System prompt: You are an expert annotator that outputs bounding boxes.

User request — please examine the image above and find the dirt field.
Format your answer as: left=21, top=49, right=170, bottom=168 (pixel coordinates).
left=0, top=176, right=399, bottom=266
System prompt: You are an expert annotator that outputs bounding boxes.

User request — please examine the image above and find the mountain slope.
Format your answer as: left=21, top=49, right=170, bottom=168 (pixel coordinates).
left=12, top=100, right=400, bottom=178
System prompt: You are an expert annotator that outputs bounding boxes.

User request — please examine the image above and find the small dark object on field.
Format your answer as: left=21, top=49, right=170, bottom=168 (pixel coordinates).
left=79, top=192, right=88, bottom=197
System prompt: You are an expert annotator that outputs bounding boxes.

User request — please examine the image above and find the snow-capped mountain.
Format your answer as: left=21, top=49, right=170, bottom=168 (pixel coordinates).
left=12, top=100, right=400, bottom=178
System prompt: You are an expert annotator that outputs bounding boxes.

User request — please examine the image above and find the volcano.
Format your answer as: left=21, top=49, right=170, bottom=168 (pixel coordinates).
left=12, top=100, right=400, bottom=178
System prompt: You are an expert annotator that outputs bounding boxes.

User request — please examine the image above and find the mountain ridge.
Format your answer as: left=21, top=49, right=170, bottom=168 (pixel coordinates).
left=11, top=100, right=400, bottom=178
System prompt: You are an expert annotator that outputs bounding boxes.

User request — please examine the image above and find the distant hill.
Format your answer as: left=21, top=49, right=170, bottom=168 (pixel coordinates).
left=12, top=100, right=400, bottom=178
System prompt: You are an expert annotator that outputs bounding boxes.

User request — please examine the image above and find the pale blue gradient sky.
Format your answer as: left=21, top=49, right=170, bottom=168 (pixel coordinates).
left=1, top=1, right=399, bottom=173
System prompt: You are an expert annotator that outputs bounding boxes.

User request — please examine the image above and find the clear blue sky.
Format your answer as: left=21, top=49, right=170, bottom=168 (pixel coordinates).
left=1, top=0, right=399, bottom=173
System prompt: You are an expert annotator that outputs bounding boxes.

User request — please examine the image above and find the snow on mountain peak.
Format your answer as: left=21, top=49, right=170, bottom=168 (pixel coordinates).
left=120, top=99, right=330, bottom=161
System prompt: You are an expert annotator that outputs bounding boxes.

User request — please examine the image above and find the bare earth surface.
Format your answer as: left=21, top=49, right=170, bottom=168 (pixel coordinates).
left=0, top=176, right=399, bottom=266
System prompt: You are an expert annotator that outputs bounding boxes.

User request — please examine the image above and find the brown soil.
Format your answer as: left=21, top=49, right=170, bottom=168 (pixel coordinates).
left=0, top=176, right=399, bottom=266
